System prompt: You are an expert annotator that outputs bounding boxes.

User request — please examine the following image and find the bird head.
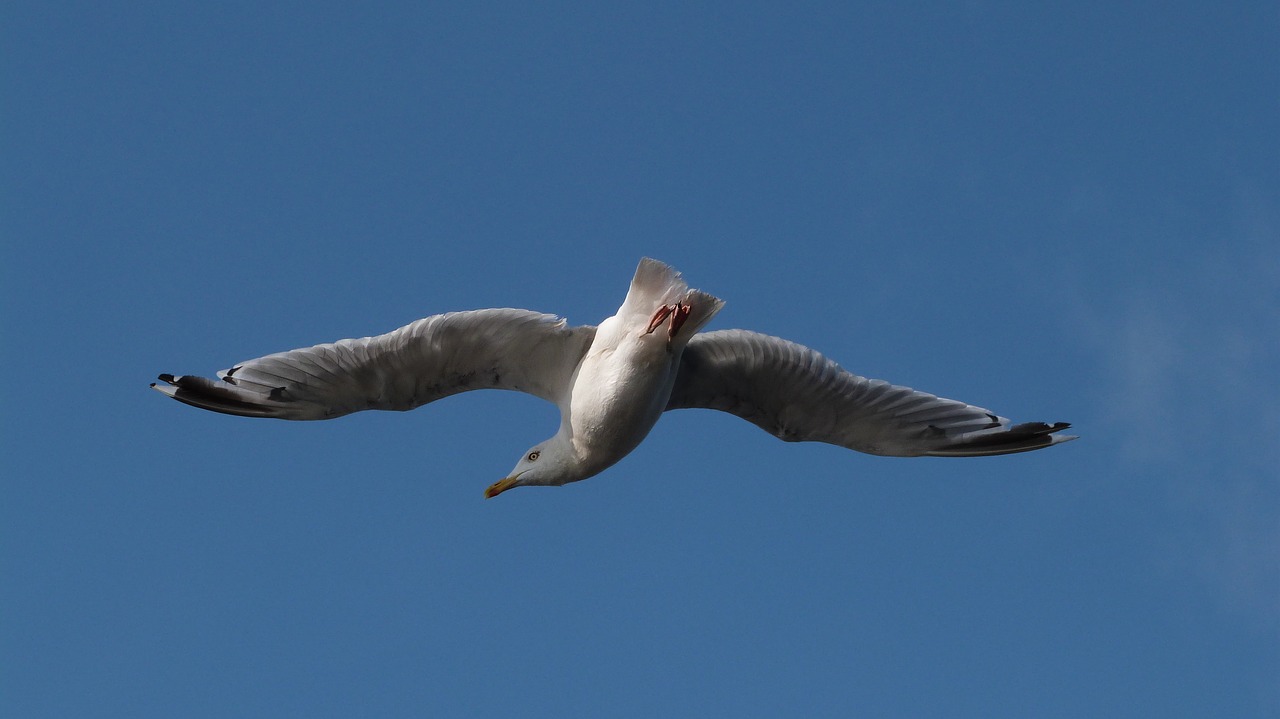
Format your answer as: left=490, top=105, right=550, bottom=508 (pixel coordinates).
left=485, top=435, right=580, bottom=498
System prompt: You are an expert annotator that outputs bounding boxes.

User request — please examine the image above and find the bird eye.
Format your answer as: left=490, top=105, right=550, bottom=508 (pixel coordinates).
left=527, top=450, right=540, bottom=461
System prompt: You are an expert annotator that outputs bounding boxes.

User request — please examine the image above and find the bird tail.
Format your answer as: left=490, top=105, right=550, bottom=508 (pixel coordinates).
left=924, top=421, right=1077, bottom=457
left=621, top=258, right=725, bottom=337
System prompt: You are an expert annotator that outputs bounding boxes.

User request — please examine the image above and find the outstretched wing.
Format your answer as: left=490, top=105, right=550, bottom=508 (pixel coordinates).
left=153, top=309, right=597, bottom=420
left=667, top=329, right=1075, bottom=457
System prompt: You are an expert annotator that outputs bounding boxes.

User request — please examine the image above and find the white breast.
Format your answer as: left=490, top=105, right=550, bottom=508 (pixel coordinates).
left=566, top=315, right=681, bottom=474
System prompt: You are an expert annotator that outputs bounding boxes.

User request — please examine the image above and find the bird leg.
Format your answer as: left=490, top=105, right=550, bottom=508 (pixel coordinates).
left=668, top=302, right=691, bottom=339
left=645, top=303, right=693, bottom=340
left=645, top=304, right=676, bottom=334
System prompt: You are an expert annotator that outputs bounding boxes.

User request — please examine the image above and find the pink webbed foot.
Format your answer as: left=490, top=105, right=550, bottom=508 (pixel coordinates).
left=645, top=302, right=694, bottom=340
left=668, top=303, right=692, bottom=339
left=645, top=305, right=675, bottom=334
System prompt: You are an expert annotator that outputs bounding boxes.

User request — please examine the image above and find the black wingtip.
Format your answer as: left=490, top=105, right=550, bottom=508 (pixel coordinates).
left=925, top=418, right=1077, bottom=457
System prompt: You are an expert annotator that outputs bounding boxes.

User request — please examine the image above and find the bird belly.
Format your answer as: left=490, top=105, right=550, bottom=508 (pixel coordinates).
left=568, top=332, right=678, bottom=474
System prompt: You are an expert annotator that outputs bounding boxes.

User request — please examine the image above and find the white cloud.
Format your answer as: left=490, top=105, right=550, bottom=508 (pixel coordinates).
left=1064, top=188, right=1280, bottom=627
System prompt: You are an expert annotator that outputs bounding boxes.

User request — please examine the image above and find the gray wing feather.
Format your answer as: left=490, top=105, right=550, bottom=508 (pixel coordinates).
left=153, top=309, right=596, bottom=420
left=667, top=330, right=1074, bottom=457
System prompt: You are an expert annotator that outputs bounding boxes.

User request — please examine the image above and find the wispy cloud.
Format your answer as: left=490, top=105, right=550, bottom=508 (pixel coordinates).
left=1064, top=187, right=1280, bottom=628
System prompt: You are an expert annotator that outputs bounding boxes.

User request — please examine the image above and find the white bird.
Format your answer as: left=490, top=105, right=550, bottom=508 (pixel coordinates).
left=152, top=258, right=1075, bottom=497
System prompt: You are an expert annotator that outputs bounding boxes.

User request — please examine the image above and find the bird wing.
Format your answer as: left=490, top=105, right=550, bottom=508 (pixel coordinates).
left=153, top=309, right=597, bottom=420
left=666, top=329, right=1075, bottom=457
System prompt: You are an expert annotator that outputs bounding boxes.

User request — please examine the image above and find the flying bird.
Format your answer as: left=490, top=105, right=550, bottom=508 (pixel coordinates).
left=152, top=258, right=1075, bottom=497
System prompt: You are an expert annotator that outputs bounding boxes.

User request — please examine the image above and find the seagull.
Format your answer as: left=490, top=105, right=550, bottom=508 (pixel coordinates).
left=152, top=258, right=1075, bottom=497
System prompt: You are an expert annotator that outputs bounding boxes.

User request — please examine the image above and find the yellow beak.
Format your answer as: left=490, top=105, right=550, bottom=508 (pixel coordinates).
left=485, top=476, right=519, bottom=499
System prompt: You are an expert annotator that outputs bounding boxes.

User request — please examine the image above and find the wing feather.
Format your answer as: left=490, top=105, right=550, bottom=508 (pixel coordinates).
left=153, top=309, right=596, bottom=420
left=667, top=330, right=1074, bottom=457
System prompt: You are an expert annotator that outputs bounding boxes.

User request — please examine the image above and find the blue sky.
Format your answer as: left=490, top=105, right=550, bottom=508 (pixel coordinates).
left=3, top=1, right=1276, bottom=716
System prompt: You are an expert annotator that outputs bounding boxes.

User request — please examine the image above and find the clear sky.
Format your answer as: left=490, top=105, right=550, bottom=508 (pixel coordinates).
left=3, top=2, right=1277, bottom=717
